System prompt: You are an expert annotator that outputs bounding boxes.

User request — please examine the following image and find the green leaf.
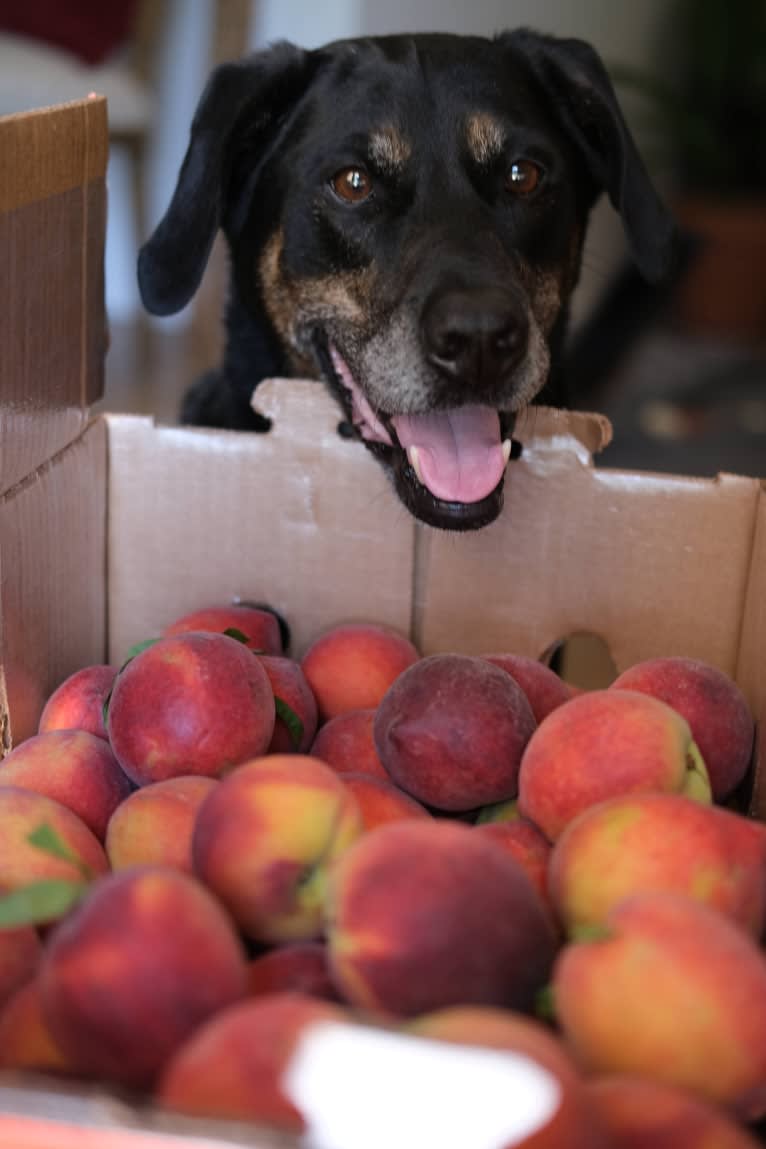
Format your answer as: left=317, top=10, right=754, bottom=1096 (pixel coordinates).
left=534, top=984, right=557, bottom=1023
left=0, top=880, right=87, bottom=928
left=274, top=696, right=304, bottom=750
left=569, top=922, right=613, bottom=945
left=123, top=637, right=162, bottom=663
left=26, top=823, right=92, bottom=879
left=222, top=627, right=251, bottom=645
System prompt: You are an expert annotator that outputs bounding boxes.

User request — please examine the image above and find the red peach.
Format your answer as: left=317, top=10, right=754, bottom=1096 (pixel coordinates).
left=0, top=730, right=132, bottom=840
left=38, top=664, right=117, bottom=741
left=341, top=772, right=431, bottom=831
left=374, top=654, right=536, bottom=811
left=105, top=775, right=218, bottom=873
left=106, top=631, right=275, bottom=785
left=301, top=622, right=420, bottom=721
left=248, top=943, right=341, bottom=1002
left=40, top=866, right=249, bottom=1088
left=193, top=755, right=363, bottom=944
left=611, top=656, right=754, bottom=801
left=157, top=992, right=349, bottom=1128
left=0, top=787, right=108, bottom=914
left=257, top=655, right=318, bottom=753
left=163, top=603, right=283, bottom=653
left=549, top=792, right=766, bottom=938
left=517, top=689, right=711, bottom=841
left=552, top=893, right=766, bottom=1119
left=482, top=654, right=572, bottom=723
left=326, top=820, right=557, bottom=1018
left=407, top=1006, right=611, bottom=1149
left=310, top=709, right=389, bottom=780
left=587, top=1075, right=762, bottom=1148
left=0, top=922, right=41, bottom=1010
left=0, top=978, right=72, bottom=1074
left=474, top=818, right=552, bottom=910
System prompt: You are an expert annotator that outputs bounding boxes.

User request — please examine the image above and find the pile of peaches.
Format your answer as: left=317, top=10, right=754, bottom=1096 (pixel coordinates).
left=0, top=602, right=764, bottom=1148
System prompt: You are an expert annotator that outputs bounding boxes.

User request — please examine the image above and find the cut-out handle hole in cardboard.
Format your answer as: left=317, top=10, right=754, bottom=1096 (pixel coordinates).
left=545, top=633, right=618, bottom=692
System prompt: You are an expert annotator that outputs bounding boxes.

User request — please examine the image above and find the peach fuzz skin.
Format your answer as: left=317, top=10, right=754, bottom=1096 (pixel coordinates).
left=301, top=622, right=420, bottom=721
left=38, top=664, right=117, bottom=741
left=548, top=791, right=766, bottom=937
left=326, top=820, right=557, bottom=1019
left=517, top=689, right=711, bottom=841
left=192, top=755, right=363, bottom=944
left=105, top=775, right=218, bottom=872
left=407, top=1006, right=611, bottom=1149
left=40, top=866, right=249, bottom=1089
left=248, top=943, right=341, bottom=1002
left=0, top=729, right=132, bottom=840
left=157, top=992, right=348, bottom=1128
left=341, top=772, right=431, bottom=831
left=586, top=1075, right=762, bottom=1149
left=611, top=656, right=754, bottom=801
left=106, top=631, right=276, bottom=785
left=481, top=653, right=572, bottom=724
left=553, top=893, right=766, bottom=1120
left=310, top=709, right=389, bottom=780
left=163, top=603, right=283, bottom=653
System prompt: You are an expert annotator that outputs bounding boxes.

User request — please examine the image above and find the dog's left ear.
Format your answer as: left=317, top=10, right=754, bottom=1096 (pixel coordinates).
left=503, top=29, right=677, bottom=283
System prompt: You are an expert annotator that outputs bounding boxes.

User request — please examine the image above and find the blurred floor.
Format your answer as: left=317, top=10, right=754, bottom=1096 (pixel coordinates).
left=98, top=315, right=766, bottom=481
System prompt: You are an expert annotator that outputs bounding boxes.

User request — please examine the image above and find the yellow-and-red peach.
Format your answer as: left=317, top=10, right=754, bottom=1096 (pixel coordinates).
left=105, top=774, right=218, bottom=872
left=301, top=622, right=419, bottom=721
left=310, top=709, right=389, bottom=780
left=38, top=664, right=117, bottom=741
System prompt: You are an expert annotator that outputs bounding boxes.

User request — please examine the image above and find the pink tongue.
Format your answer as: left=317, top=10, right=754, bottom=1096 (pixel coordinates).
left=392, top=406, right=505, bottom=504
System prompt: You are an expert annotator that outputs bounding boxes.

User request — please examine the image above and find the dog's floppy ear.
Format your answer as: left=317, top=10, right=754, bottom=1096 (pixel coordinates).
left=138, top=42, right=314, bottom=316
left=504, top=29, right=677, bottom=283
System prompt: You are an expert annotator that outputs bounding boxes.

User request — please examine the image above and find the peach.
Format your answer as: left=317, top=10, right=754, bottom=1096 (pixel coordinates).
left=301, top=622, right=420, bottom=721
left=611, top=656, right=755, bottom=801
left=163, top=602, right=284, bottom=653
left=0, top=978, right=72, bottom=1074
left=106, top=631, right=275, bottom=785
left=374, top=654, right=536, bottom=811
left=474, top=817, right=552, bottom=909
left=342, top=772, right=431, bottom=831
left=192, top=755, right=363, bottom=944
left=552, top=892, right=766, bottom=1119
left=0, top=729, right=132, bottom=840
left=517, top=689, right=711, bottom=841
left=310, top=708, right=388, bottom=779
left=407, top=1006, right=611, bottom=1149
left=549, top=792, right=766, bottom=938
left=0, top=922, right=41, bottom=1009
left=257, top=655, right=318, bottom=753
left=0, top=787, right=108, bottom=917
left=105, top=775, right=218, bottom=873
left=40, top=866, right=248, bottom=1088
left=248, top=943, right=341, bottom=1002
left=157, top=992, right=348, bottom=1127
left=326, top=820, right=557, bottom=1018
left=38, top=664, right=117, bottom=741
left=482, top=654, right=572, bottom=723
left=586, top=1075, right=762, bottom=1148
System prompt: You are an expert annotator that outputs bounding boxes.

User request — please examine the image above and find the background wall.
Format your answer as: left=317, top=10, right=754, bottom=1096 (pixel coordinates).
left=111, top=0, right=670, bottom=327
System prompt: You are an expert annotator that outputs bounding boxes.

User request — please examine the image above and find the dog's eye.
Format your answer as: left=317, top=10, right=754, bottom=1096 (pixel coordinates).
left=331, top=167, right=373, bottom=204
left=506, top=159, right=543, bottom=197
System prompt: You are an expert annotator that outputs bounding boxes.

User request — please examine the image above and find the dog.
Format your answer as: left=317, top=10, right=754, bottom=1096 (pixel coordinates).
left=138, top=29, right=676, bottom=531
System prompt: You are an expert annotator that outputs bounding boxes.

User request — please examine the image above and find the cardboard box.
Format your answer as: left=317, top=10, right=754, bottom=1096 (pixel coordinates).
left=1, top=100, right=764, bottom=1146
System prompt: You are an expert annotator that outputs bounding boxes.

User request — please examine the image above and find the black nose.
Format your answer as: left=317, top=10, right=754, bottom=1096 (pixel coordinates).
left=421, top=287, right=529, bottom=386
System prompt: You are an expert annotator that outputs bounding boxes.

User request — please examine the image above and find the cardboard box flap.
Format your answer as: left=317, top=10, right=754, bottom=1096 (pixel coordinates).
left=106, top=410, right=416, bottom=664
left=0, top=98, right=107, bottom=497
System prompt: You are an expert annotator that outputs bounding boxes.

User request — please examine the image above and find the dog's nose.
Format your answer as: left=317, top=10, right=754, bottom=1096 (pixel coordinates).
left=421, top=287, right=529, bottom=385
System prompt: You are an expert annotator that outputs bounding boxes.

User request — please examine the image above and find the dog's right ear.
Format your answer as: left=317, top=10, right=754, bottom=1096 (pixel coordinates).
left=138, top=43, right=315, bottom=316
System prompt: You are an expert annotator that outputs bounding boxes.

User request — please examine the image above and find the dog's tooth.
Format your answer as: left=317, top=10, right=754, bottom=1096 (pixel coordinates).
left=502, top=438, right=512, bottom=466
left=408, top=445, right=425, bottom=485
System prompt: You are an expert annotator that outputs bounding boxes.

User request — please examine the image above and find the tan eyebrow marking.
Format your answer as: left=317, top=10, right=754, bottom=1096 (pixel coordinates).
left=465, top=112, right=506, bottom=165
left=368, top=125, right=412, bottom=173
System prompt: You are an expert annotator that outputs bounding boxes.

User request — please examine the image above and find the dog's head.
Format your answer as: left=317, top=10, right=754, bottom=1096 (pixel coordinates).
left=139, top=30, right=676, bottom=530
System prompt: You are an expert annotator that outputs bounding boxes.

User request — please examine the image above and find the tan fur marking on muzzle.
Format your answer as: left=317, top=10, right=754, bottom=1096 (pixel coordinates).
left=465, top=112, right=506, bottom=166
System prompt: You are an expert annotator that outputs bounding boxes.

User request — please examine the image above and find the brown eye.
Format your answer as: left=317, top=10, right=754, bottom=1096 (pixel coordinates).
left=331, top=166, right=373, bottom=203
left=506, top=159, right=543, bottom=196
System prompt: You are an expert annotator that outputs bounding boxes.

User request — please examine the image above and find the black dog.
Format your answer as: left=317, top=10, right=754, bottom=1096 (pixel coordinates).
left=138, top=30, right=676, bottom=531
